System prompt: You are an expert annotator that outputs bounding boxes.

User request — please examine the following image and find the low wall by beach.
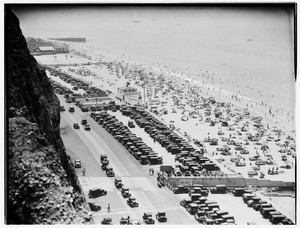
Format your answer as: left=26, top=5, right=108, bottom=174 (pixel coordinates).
left=166, top=176, right=295, bottom=188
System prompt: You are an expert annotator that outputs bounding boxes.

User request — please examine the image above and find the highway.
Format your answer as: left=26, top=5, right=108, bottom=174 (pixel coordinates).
left=58, top=95, right=199, bottom=225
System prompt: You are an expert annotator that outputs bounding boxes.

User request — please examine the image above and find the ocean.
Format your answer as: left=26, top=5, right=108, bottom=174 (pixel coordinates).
left=14, top=6, right=296, bottom=117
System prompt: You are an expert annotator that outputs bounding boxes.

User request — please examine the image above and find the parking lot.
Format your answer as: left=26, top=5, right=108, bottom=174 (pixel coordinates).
left=58, top=94, right=294, bottom=225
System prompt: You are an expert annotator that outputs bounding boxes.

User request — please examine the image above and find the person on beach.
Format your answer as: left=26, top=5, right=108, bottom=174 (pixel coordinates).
left=82, top=168, right=86, bottom=176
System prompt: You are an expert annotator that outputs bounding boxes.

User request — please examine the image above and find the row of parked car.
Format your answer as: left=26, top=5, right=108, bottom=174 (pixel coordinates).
left=241, top=192, right=294, bottom=225
left=100, top=154, right=115, bottom=177
left=120, top=106, right=221, bottom=176
left=90, top=110, right=163, bottom=166
left=179, top=185, right=235, bottom=225
left=113, top=177, right=139, bottom=207
left=101, top=211, right=167, bottom=225
left=47, top=66, right=108, bottom=97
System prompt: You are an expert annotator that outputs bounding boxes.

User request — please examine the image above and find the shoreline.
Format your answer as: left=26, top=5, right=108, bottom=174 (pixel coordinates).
left=66, top=42, right=295, bottom=136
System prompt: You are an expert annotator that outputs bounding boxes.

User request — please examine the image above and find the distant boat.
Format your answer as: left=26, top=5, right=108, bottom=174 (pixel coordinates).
left=132, top=20, right=141, bottom=23
left=247, top=38, right=254, bottom=42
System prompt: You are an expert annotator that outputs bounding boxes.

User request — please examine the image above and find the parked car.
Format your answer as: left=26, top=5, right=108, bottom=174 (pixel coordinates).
left=210, top=185, right=227, bottom=194
left=73, top=123, right=80, bottom=129
left=106, top=166, right=115, bottom=177
left=128, top=120, right=135, bottom=128
left=127, top=197, right=139, bottom=207
left=156, top=211, right=167, bottom=222
left=180, top=199, right=193, bottom=208
left=100, top=154, right=109, bottom=165
left=88, top=188, right=107, bottom=198
left=68, top=107, right=75, bottom=112
left=84, top=124, right=91, bottom=131
left=88, top=202, right=101, bottom=211
left=203, top=218, right=214, bottom=225
left=186, top=203, right=199, bottom=215
left=270, top=214, right=286, bottom=224
left=173, top=185, right=189, bottom=194
left=74, top=159, right=81, bottom=168
left=194, top=210, right=206, bottom=223
left=121, top=187, right=131, bottom=198
left=114, top=177, right=123, bottom=188
left=119, top=217, right=132, bottom=225
left=142, top=213, right=155, bottom=224
left=101, top=217, right=112, bottom=225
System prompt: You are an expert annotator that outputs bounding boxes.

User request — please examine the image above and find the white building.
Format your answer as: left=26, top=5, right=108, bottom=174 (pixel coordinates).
left=117, top=86, right=142, bottom=105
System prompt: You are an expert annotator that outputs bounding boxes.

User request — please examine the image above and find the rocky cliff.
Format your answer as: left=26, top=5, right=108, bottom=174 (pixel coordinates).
left=6, top=7, right=92, bottom=224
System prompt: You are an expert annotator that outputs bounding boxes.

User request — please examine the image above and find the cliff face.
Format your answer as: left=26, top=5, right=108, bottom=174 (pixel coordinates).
left=6, top=7, right=92, bottom=224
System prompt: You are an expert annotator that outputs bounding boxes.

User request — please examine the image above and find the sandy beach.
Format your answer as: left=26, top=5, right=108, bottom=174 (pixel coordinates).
left=35, top=43, right=296, bottom=184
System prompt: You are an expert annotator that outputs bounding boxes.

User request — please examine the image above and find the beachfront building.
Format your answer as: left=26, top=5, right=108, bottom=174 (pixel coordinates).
left=117, top=86, right=142, bottom=105
left=75, top=97, right=114, bottom=110
left=53, top=43, right=69, bottom=53
left=38, top=46, right=56, bottom=55
left=26, top=37, right=39, bottom=52
left=26, top=37, right=55, bottom=54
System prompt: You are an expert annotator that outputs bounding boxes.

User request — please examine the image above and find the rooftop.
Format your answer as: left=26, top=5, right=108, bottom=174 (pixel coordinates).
left=39, top=46, right=55, bottom=51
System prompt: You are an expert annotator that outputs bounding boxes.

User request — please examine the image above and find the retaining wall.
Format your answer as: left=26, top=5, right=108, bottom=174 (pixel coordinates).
left=166, top=176, right=295, bottom=188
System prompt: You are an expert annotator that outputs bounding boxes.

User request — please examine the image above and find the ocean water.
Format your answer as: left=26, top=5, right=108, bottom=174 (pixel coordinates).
left=14, top=6, right=295, bottom=114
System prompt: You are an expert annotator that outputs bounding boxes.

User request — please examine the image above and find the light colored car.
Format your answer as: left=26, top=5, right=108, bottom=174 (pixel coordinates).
left=74, top=159, right=81, bottom=168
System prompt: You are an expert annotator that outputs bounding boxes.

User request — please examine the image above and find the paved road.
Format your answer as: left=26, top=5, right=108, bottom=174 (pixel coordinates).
left=58, top=95, right=199, bottom=225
